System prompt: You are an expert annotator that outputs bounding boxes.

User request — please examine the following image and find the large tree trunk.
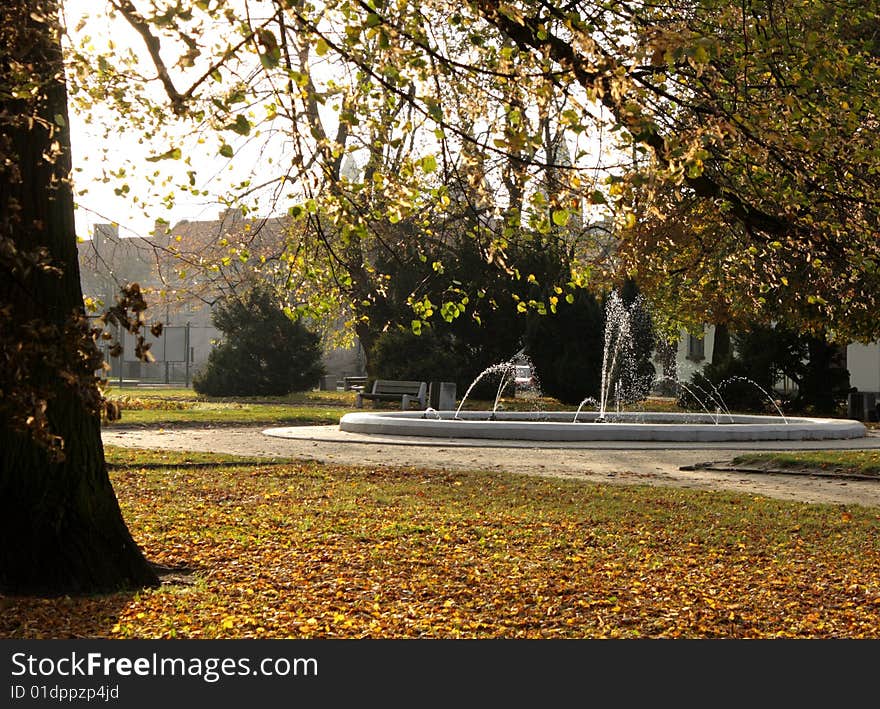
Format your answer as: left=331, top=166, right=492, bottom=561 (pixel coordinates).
left=0, top=1, right=158, bottom=595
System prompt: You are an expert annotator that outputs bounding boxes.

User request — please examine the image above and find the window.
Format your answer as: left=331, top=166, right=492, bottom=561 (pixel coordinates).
left=687, top=333, right=705, bottom=361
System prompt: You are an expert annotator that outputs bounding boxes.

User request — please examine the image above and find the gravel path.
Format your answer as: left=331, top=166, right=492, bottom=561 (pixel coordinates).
left=102, top=424, right=880, bottom=508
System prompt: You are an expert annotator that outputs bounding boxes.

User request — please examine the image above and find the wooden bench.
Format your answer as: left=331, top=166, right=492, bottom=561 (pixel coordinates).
left=355, top=380, right=428, bottom=410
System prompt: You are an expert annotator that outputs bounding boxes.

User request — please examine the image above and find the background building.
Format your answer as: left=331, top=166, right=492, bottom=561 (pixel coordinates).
left=77, top=213, right=365, bottom=387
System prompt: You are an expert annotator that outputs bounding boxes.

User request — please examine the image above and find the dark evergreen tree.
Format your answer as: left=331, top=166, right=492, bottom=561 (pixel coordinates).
left=193, top=285, right=325, bottom=396
left=365, top=226, right=543, bottom=397
left=524, top=287, right=605, bottom=405
left=370, top=326, right=472, bottom=393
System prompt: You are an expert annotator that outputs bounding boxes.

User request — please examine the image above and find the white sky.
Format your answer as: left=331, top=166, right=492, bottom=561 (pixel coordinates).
left=64, top=0, right=270, bottom=241
left=63, top=1, right=618, bottom=242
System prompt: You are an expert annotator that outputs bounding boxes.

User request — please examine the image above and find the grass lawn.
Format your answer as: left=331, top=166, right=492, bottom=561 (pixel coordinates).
left=731, top=450, right=880, bottom=478
left=102, top=387, right=360, bottom=427
left=101, top=387, right=578, bottom=427
left=3, top=447, right=879, bottom=639
left=101, top=387, right=694, bottom=427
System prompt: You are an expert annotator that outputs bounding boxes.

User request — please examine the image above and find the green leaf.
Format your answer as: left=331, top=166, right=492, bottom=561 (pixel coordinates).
left=219, top=144, right=234, bottom=158
left=426, top=101, right=443, bottom=123
left=260, top=48, right=281, bottom=69
left=228, top=114, right=251, bottom=136
left=552, top=209, right=570, bottom=227
left=346, top=25, right=361, bottom=42
left=146, top=147, right=182, bottom=162
left=421, top=155, right=438, bottom=173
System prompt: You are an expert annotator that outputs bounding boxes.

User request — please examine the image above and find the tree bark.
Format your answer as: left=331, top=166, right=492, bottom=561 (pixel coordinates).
left=711, top=323, right=732, bottom=367
left=0, top=1, right=158, bottom=595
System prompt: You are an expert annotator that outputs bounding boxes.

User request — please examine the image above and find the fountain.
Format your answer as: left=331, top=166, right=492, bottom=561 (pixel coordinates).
left=596, top=291, right=632, bottom=422
left=337, top=409, right=865, bottom=442
left=335, top=292, right=867, bottom=443
left=453, top=361, right=518, bottom=420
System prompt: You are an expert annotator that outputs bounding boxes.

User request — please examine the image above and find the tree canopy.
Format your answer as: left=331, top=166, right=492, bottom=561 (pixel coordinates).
left=64, top=0, right=880, bottom=346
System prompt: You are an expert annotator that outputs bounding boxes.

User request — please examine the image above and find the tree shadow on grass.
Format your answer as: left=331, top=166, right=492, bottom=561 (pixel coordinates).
left=0, top=592, right=137, bottom=639
left=0, top=565, right=196, bottom=639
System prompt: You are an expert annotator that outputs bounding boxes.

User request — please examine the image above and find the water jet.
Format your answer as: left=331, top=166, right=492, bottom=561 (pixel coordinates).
left=336, top=291, right=867, bottom=443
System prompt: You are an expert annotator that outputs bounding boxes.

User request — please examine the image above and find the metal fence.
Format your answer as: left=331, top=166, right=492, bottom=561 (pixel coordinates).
left=98, top=323, right=219, bottom=387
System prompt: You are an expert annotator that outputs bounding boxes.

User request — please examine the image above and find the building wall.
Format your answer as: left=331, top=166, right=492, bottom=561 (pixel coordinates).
left=674, top=324, right=716, bottom=383
left=847, top=342, right=880, bottom=392
left=80, top=219, right=365, bottom=388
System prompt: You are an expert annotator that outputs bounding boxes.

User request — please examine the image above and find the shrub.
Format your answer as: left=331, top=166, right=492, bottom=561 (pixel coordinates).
left=370, top=327, right=472, bottom=392
left=193, top=285, right=324, bottom=397
left=683, top=323, right=850, bottom=415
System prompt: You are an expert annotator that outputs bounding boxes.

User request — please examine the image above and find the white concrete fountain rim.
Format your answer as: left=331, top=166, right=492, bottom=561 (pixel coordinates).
left=338, top=410, right=867, bottom=442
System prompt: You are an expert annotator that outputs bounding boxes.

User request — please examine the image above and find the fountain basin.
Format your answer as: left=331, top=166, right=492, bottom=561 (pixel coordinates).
left=338, top=411, right=867, bottom=442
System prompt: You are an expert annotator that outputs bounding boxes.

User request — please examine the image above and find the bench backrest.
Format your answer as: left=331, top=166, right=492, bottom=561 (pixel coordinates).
left=371, top=380, right=426, bottom=395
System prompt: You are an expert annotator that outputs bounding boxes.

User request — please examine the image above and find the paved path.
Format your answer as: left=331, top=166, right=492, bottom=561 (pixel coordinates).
left=102, top=424, right=880, bottom=508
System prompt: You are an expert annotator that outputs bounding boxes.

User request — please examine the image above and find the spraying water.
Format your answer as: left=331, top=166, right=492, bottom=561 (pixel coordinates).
left=454, top=362, right=516, bottom=420
left=572, top=397, right=599, bottom=423
left=597, top=292, right=632, bottom=421
left=452, top=289, right=790, bottom=426
left=454, top=355, right=542, bottom=419
left=652, top=375, right=726, bottom=424
left=718, top=376, right=789, bottom=423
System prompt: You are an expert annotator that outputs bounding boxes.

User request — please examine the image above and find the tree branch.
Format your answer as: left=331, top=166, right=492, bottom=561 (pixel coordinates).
left=475, top=0, right=790, bottom=239
left=109, top=0, right=186, bottom=114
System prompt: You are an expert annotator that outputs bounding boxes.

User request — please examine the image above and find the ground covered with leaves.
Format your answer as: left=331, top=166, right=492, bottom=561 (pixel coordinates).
left=3, top=447, right=879, bottom=639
